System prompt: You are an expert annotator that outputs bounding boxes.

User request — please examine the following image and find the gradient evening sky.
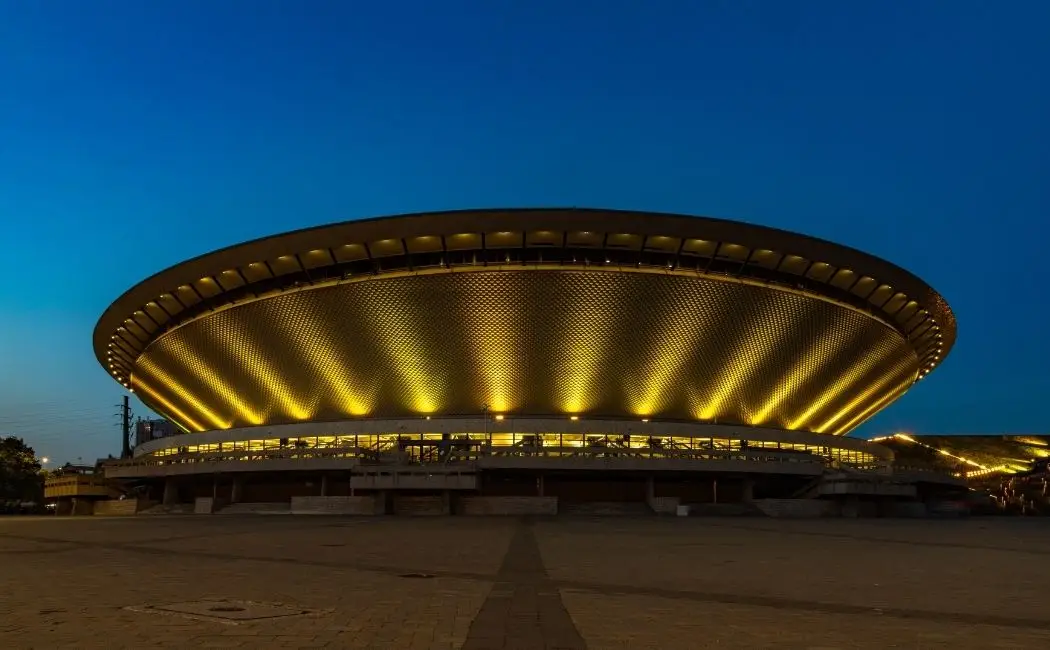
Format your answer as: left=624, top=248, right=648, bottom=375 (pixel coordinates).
left=1, top=1, right=1047, bottom=464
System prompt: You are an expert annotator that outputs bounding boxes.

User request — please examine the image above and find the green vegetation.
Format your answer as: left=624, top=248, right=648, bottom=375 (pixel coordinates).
left=0, top=435, right=44, bottom=508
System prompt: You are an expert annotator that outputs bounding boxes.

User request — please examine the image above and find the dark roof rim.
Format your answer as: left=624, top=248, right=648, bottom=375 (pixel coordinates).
left=93, top=207, right=956, bottom=368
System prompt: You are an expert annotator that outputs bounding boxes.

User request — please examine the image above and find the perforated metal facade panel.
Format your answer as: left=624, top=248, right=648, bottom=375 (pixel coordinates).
left=131, top=268, right=918, bottom=435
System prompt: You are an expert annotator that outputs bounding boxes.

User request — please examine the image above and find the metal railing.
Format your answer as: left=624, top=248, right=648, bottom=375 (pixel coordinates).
left=103, top=440, right=878, bottom=474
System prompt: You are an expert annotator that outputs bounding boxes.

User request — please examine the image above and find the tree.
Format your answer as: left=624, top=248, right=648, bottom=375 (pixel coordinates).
left=0, top=436, right=44, bottom=502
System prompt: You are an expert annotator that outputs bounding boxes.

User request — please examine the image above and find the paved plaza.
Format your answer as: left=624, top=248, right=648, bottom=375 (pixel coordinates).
left=2, top=515, right=1049, bottom=649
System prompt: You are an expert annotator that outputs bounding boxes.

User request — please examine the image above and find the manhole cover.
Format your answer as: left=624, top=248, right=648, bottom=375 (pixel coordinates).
left=127, top=600, right=325, bottom=624
left=399, top=573, right=435, bottom=579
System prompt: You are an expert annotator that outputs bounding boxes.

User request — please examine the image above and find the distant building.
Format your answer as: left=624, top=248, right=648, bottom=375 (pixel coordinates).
left=135, top=418, right=179, bottom=447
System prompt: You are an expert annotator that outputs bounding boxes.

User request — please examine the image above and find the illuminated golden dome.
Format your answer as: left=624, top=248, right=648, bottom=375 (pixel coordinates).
left=94, top=208, right=954, bottom=435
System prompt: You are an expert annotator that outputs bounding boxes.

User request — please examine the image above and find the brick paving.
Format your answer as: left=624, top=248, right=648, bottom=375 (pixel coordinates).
left=1, top=515, right=1049, bottom=648
left=462, top=521, right=585, bottom=650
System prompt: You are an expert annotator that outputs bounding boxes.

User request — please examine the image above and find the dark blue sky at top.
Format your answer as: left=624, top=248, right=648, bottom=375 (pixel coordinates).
left=1, top=1, right=1047, bottom=463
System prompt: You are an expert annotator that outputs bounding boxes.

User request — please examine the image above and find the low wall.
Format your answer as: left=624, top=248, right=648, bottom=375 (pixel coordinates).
left=194, top=497, right=216, bottom=514
left=754, top=499, right=834, bottom=518
left=685, top=503, right=756, bottom=517
left=647, top=496, right=681, bottom=515
left=393, top=495, right=449, bottom=516
left=139, top=503, right=194, bottom=515
left=93, top=499, right=140, bottom=516
left=457, top=496, right=558, bottom=516
left=291, top=496, right=382, bottom=515
left=219, top=502, right=291, bottom=515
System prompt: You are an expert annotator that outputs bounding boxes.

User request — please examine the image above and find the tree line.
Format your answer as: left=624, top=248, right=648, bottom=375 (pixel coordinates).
left=0, top=435, right=45, bottom=508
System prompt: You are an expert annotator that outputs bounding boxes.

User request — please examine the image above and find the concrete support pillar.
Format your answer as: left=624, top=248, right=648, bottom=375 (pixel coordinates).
left=230, top=477, right=243, bottom=504
left=537, top=474, right=545, bottom=497
left=162, top=478, right=177, bottom=506
left=645, top=476, right=656, bottom=502
left=442, top=490, right=452, bottom=515
left=320, top=474, right=329, bottom=497
left=742, top=477, right=755, bottom=503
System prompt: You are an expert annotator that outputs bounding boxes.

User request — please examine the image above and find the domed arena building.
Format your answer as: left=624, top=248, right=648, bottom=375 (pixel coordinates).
left=96, top=208, right=962, bottom=516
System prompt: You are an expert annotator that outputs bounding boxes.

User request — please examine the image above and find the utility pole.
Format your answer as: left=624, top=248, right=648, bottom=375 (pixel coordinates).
left=120, top=395, right=132, bottom=459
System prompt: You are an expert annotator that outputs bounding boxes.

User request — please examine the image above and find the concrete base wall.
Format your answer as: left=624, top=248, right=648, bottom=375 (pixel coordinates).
left=139, top=503, right=194, bottom=515
left=559, top=501, right=654, bottom=516
left=218, top=502, right=291, bottom=515
left=93, top=499, right=139, bottom=516
left=685, top=503, right=756, bottom=517
left=393, top=495, right=449, bottom=516
left=457, top=496, right=558, bottom=516
left=754, top=499, right=834, bottom=518
left=647, top=496, right=681, bottom=515
left=194, top=497, right=216, bottom=514
left=290, top=496, right=382, bottom=515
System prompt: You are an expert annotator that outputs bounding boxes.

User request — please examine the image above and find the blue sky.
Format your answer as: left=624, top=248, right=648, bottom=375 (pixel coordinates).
left=1, top=1, right=1047, bottom=464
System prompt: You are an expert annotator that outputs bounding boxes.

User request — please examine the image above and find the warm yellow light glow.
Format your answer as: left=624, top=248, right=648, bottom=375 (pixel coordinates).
left=494, top=414, right=504, bottom=421
left=141, top=430, right=883, bottom=469
left=817, top=365, right=912, bottom=434
left=866, top=432, right=1015, bottom=476
left=631, top=288, right=724, bottom=417
left=751, top=340, right=839, bottom=426
left=215, top=318, right=315, bottom=420
left=122, top=266, right=935, bottom=430
left=134, top=358, right=231, bottom=430
left=789, top=337, right=904, bottom=431
left=162, top=336, right=265, bottom=426
left=458, top=275, right=524, bottom=414
left=355, top=279, right=443, bottom=413
left=552, top=275, right=623, bottom=414
left=698, top=304, right=785, bottom=421
left=827, top=376, right=912, bottom=435
left=264, top=301, right=374, bottom=417
left=570, top=415, right=579, bottom=421
left=134, top=376, right=206, bottom=432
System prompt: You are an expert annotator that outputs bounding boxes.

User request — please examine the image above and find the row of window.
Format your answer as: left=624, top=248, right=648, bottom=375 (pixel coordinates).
left=149, top=432, right=877, bottom=465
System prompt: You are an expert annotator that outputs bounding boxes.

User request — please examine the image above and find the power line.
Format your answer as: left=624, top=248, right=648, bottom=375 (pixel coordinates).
left=14, top=419, right=117, bottom=428
left=0, top=405, right=130, bottom=420
left=0, top=420, right=122, bottom=432
left=0, top=405, right=116, bottom=417
left=4, top=427, right=119, bottom=437
left=0, top=411, right=117, bottom=420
